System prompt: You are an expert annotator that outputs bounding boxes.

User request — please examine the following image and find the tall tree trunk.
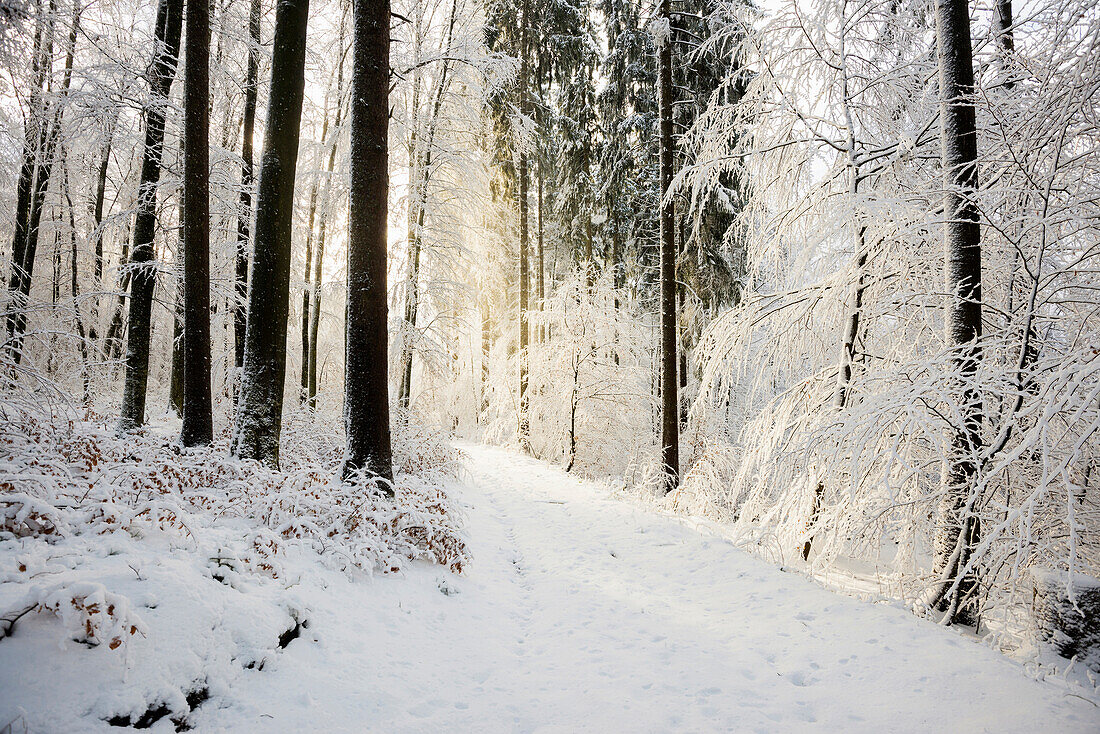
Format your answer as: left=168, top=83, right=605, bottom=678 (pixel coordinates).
left=299, top=110, right=323, bottom=403
left=658, top=0, right=679, bottom=491
left=516, top=0, right=531, bottom=451
left=398, top=67, right=422, bottom=419
left=103, top=236, right=130, bottom=363
left=308, top=25, right=345, bottom=410
left=89, top=110, right=117, bottom=341
left=994, top=0, right=1014, bottom=66
left=118, top=0, right=184, bottom=432
left=307, top=199, right=329, bottom=409
left=169, top=283, right=184, bottom=416
left=802, top=24, right=868, bottom=562
left=51, top=229, right=61, bottom=308
left=233, top=0, right=310, bottom=467
left=7, top=0, right=79, bottom=364
left=300, top=78, right=336, bottom=405
left=61, top=153, right=90, bottom=406
left=536, top=155, right=544, bottom=341
left=235, top=0, right=261, bottom=373
left=308, top=17, right=345, bottom=410
left=480, top=295, right=490, bottom=420
left=169, top=195, right=185, bottom=417
left=930, top=0, right=983, bottom=626
left=344, top=0, right=394, bottom=487
left=5, top=0, right=52, bottom=363
left=398, top=0, right=457, bottom=419
left=180, top=0, right=213, bottom=447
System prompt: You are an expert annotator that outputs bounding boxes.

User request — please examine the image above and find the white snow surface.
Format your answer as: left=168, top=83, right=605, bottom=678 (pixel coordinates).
left=3, top=443, right=1099, bottom=732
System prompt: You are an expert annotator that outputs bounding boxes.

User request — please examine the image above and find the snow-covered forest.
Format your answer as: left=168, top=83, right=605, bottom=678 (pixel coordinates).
left=2, top=0, right=1099, bottom=728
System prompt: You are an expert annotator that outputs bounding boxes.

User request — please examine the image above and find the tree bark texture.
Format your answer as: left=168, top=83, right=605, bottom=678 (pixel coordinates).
left=118, top=0, right=184, bottom=432
left=233, top=0, right=310, bottom=466
left=344, top=0, right=394, bottom=486
left=932, top=0, right=984, bottom=626
left=235, top=0, right=261, bottom=372
left=180, top=0, right=213, bottom=447
left=658, top=0, right=679, bottom=491
left=516, top=0, right=531, bottom=451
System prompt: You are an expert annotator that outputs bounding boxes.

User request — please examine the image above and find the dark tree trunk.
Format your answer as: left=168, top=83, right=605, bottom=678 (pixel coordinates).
left=994, top=0, right=1014, bottom=61
left=235, top=0, right=261, bottom=372
left=169, top=287, right=184, bottom=416
left=398, top=0, right=457, bottom=418
left=118, top=0, right=184, bottom=432
left=180, top=0, right=213, bottom=447
left=5, top=0, right=52, bottom=363
left=233, top=0, right=310, bottom=467
left=61, top=154, right=91, bottom=405
left=931, top=0, right=984, bottom=626
left=307, top=202, right=328, bottom=409
left=7, top=0, right=79, bottom=364
left=308, top=7, right=346, bottom=411
left=397, top=200, right=420, bottom=415
left=300, top=132, right=321, bottom=403
left=398, top=69, right=420, bottom=418
left=88, top=110, right=116, bottom=341
left=169, top=202, right=184, bottom=417
left=516, top=0, right=531, bottom=451
left=344, top=0, right=393, bottom=487
left=103, top=236, right=130, bottom=363
left=658, top=0, right=679, bottom=491
left=480, top=296, right=490, bottom=420
left=536, top=155, right=545, bottom=342
left=91, top=127, right=112, bottom=287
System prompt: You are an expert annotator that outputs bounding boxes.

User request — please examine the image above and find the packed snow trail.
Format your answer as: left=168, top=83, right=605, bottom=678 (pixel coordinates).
left=4, top=444, right=1098, bottom=732
left=222, top=444, right=1095, bottom=732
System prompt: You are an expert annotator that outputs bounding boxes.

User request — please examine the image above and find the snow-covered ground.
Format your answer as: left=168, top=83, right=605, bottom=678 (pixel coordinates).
left=3, top=443, right=1099, bottom=732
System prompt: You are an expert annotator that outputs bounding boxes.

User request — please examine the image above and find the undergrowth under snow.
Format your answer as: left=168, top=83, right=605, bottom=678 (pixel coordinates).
left=0, top=407, right=468, bottom=731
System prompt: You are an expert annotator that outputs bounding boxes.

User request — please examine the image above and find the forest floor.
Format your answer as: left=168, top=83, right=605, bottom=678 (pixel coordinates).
left=3, top=442, right=1100, bottom=732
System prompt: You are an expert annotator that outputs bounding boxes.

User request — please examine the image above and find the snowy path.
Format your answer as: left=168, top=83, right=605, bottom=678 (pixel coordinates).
left=11, top=443, right=1095, bottom=732
left=215, top=444, right=1098, bottom=733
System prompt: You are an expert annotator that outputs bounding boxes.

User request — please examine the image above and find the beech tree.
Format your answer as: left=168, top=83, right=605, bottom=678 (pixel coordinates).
left=235, top=0, right=262, bottom=373
left=308, top=11, right=347, bottom=410
left=180, top=0, right=213, bottom=446
left=396, top=0, right=458, bottom=419
left=344, top=0, right=393, bottom=486
left=233, top=0, right=310, bottom=466
left=5, top=0, right=80, bottom=365
left=118, top=0, right=184, bottom=432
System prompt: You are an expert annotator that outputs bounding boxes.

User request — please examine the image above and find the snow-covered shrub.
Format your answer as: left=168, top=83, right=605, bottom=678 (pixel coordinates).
left=478, top=271, right=658, bottom=477
left=666, top=0, right=1100, bottom=656
left=0, top=405, right=470, bottom=653
left=24, top=581, right=147, bottom=651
